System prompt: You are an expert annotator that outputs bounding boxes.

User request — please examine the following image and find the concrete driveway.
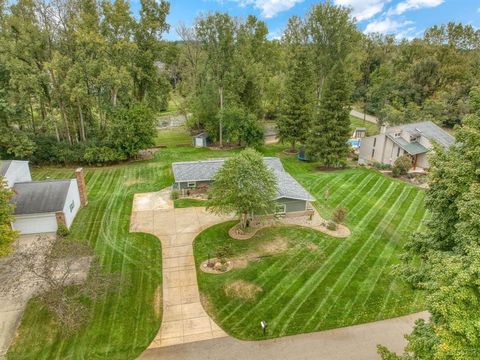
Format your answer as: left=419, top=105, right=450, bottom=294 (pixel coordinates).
left=131, top=189, right=234, bottom=348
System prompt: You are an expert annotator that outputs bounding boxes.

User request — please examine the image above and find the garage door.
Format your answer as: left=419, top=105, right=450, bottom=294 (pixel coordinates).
left=12, top=214, right=57, bottom=234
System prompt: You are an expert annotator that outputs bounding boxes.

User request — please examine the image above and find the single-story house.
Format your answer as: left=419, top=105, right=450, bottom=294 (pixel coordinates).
left=172, top=157, right=315, bottom=215
left=1, top=160, right=88, bottom=234
left=358, top=121, right=455, bottom=169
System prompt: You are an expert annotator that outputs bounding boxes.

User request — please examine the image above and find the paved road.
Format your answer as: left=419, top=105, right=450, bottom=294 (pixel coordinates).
left=350, top=110, right=378, bottom=124
left=140, top=311, right=428, bottom=360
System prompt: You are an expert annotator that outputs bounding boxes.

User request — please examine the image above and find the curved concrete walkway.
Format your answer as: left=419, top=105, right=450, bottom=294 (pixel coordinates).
left=139, top=311, right=429, bottom=360
left=130, top=189, right=234, bottom=348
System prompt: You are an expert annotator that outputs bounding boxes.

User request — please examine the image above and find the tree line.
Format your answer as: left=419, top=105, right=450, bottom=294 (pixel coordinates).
left=0, top=0, right=170, bottom=164
left=1, top=0, right=479, bottom=167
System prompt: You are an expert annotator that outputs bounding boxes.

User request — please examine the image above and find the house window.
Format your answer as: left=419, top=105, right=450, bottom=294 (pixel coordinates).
left=394, top=132, right=401, bottom=138
left=187, top=182, right=196, bottom=189
left=371, top=149, right=375, bottom=158
left=69, top=200, right=75, bottom=213
left=373, top=138, right=377, bottom=147
left=275, top=204, right=286, bottom=214
left=397, top=147, right=401, bottom=157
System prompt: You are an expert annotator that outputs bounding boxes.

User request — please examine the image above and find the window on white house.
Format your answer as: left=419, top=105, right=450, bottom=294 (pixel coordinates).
left=397, top=147, right=401, bottom=157
left=275, top=204, right=286, bottom=214
left=187, top=182, right=196, bottom=188
left=371, top=149, right=375, bottom=158
left=394, top=132, right=401, bottom=138
left=373, top=138, right=377, bottom=147
left=69, top=200, right=75, bottom=213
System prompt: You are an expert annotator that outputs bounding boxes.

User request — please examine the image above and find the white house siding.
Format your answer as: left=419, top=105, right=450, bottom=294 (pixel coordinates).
left=359, top=135, right=385, bottom=163
left=62, top=179, right=81, bottom=228
left=4, top=161, right=31, bottom=188
left=12, top=213, right=57, bottom=234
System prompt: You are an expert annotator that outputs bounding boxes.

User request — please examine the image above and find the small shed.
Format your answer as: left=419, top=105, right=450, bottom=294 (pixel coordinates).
left=193, top=132, right=208, bottom=148
left=352, top=127, right=367, bottom=139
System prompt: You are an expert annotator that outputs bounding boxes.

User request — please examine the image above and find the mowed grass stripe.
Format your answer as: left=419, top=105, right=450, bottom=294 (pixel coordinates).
left=272, top=180, right=398, bottom=333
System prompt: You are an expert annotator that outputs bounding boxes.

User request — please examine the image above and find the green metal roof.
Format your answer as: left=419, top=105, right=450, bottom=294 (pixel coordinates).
left=387, top=135, right=428, bottom=155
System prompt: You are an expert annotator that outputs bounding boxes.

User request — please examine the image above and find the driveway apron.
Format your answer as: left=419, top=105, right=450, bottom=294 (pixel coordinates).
left=130, top=189, right=233, bottom=348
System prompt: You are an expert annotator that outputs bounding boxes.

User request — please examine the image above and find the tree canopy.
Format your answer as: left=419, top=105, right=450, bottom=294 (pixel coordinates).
left=206, top=148, right=277, bottom=228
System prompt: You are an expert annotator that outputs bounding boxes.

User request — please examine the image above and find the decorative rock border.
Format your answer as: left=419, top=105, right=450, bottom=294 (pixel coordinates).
left=200, top=258, right=233, bottom=274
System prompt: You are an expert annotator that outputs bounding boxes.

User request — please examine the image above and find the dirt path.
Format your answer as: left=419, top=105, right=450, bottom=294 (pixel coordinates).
left=130, top=189, right=234, bottom=348
left=139, top=311, right=429, bottom=360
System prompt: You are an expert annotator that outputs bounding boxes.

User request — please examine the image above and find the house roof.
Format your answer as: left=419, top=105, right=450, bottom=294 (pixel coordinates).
left=0, top=160, right=12, bottom=176
left=386, top=135, right=428, bottom=155
left=193, top=132, right=208, bottom=139
left=395, top=121, right=454, bottom=148
left=172, top=157, right=315, bottom=202
left=12, top=180, right=72, bottom=215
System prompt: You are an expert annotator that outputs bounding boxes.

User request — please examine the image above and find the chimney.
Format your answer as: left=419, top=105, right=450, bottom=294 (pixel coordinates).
left=75, top=168, right=88, bottom=207
left=380, top=122, right=389, bottom=134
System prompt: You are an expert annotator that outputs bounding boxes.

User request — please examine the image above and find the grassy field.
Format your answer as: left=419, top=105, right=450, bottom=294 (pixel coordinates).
left=7, top=147, right=241, bottom=360
left=155, top=126, right=191, bottom=147
left=350, top=115, right=379, bottom=136
left=194, top=163, right=426, bottom=339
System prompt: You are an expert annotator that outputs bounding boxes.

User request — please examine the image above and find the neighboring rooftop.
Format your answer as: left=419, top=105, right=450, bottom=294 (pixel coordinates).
left=0, top=160, right=12, bottom=176
left=12, top=180, right=72, bottom=215
left=394, top=121, right=455, bottom=148
left=172, top=157, right=315, bottom=202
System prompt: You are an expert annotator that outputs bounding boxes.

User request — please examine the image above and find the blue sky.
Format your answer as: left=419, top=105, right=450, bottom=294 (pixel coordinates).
left=138, top=0, right=480, bottom=41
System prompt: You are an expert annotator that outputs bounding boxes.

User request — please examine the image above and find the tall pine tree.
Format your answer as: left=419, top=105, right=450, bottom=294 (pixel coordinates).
left=307, top=63, right=351, bottom=167
left=277, top=16, right=313, bottom=152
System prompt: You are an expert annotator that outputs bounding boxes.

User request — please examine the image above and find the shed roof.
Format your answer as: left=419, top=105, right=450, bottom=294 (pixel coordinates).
left=387, top=135, right=428, bottom=155
left=0, top=160, right=12, bottom=176
left=396, top=121, right=454, bottom=148
left=193, top=132, right=208, bottom=139
left=172, top=157, right=315, bottom=202
left=12, top=180, right=72, bottom=215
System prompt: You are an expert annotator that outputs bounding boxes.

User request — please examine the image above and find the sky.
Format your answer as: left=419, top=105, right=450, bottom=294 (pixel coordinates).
left=133, top=0, right=480, bottom=41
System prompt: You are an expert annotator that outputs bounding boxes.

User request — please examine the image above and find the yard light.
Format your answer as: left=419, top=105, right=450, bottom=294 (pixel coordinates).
left=260, top=320, right=268, bottom=336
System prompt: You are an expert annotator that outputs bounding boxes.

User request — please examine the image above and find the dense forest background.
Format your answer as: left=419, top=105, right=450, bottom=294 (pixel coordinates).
left=0, top=0, right=479, bottom=164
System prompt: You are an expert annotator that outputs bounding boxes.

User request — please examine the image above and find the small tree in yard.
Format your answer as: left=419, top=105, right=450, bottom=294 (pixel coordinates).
left=392, top=155, right=412, bottom=177
left=207, top=148, right=277, bottom=229
left=332, top=207, right=348, bottom=224
left=0, top=177, right=18, bottom=256
left=0, top=237, right=120, bottom=333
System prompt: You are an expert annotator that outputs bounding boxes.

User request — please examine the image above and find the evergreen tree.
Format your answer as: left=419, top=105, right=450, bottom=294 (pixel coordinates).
left=277, top=16, right=313, bottom=151
left=306, top=63, right=351, bottom=167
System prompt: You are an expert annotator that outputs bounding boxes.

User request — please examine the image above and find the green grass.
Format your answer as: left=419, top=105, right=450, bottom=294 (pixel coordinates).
left=8, top=145, right=426, bottom=356
left=194, top=165, right=426, bottom=340
left=7, top=147, right=242, bottom=360
left=350, top=115, right=379, bottom=136
left=155, top=126, right=191, bottom=147
left=174, top=198, right=208, bottom=208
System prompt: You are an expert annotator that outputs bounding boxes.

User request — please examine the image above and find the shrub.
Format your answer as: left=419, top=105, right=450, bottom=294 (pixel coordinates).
left=215, top=244, right=233, bottom=262
left=372, top=161, right=392, bottom=170
left=56, top=223, right=70, bottom=238
left=392, top=155, right=412, bottom=177
left=170, top=190, right=179, bottom=200
left=326, top=221, right=337, bottom=231
left=332, top=207, right=348, bottom=224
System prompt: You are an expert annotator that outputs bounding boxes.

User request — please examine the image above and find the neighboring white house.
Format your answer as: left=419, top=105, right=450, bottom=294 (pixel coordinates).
left=1, top=160, right=88, bottom=235
left=358, top=121, right=455, bottom=170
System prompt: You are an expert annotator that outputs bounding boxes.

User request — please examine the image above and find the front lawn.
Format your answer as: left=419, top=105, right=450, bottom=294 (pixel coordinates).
left=194, top=167, right=426, bottom=339
left=7, top=147, right=241, bottom=360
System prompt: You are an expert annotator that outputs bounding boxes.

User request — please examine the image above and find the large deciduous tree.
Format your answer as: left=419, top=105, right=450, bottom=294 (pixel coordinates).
left=207, top=148, right=277, bottom=228
left=378, top=87, right=480, bottom=359
left=0, top=179, right=17, bottom=256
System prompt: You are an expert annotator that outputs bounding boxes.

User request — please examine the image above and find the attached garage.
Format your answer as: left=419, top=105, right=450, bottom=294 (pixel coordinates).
left=12, top=213, right=58, bottom=234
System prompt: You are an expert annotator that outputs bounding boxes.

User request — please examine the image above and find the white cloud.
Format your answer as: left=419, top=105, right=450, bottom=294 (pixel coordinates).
left=364, top=17, right=413, bottom=34
left=390, top=0, right=444, bottom=15
left=233, top=0, right=304, bottom=18
left=334, top=0, right=390, bottom=21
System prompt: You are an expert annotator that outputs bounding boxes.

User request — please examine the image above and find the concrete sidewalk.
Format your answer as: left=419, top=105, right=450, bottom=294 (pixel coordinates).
left=140, top=311, right=429, bottom=360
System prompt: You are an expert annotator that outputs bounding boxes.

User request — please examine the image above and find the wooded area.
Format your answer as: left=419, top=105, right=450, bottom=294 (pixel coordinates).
left=1, top=0, right=479, bottom=166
